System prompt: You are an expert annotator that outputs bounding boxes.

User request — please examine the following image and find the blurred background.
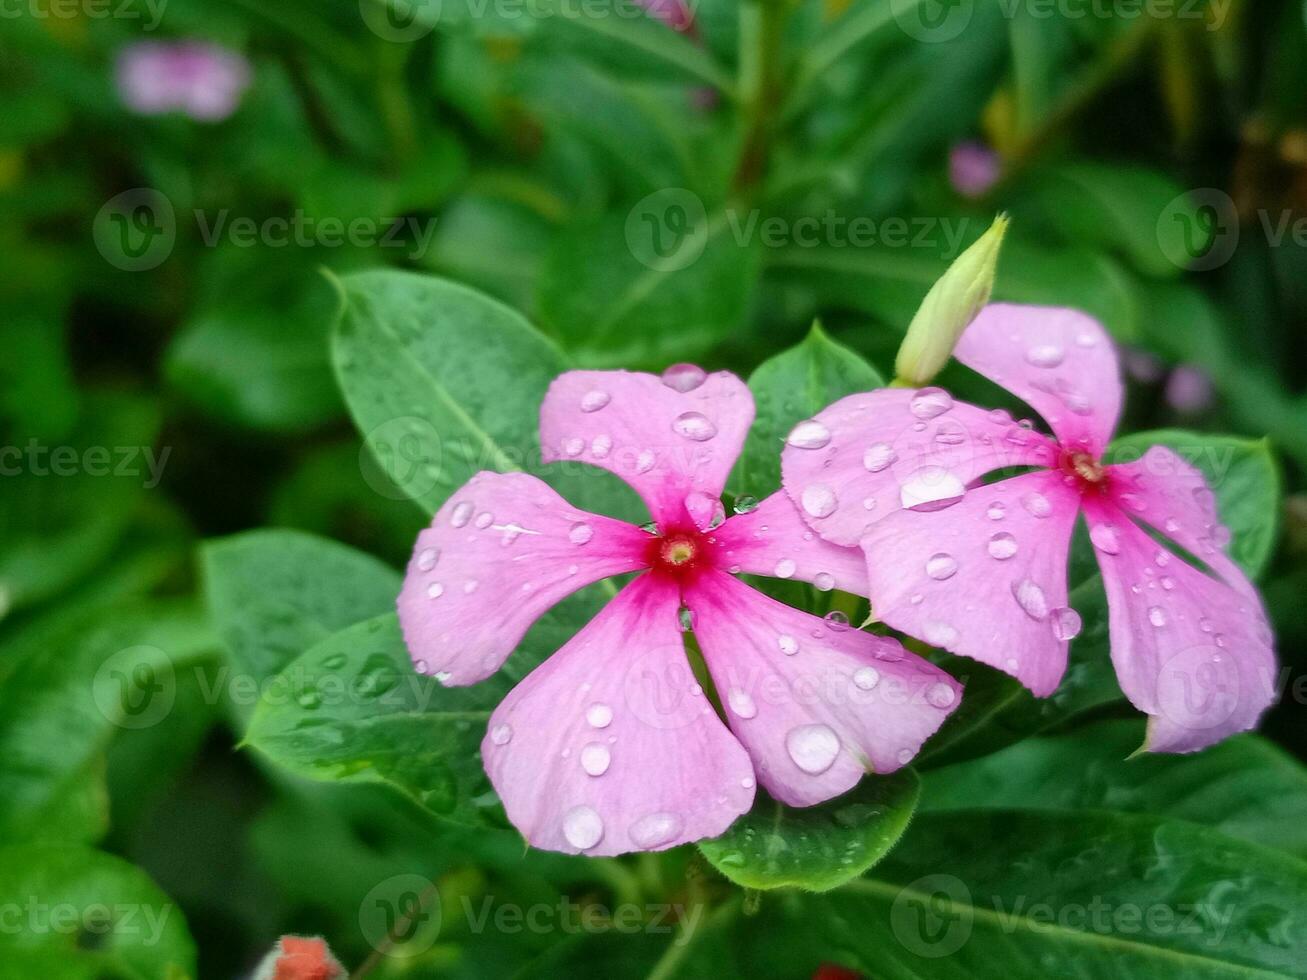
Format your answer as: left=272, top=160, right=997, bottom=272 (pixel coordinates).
left=3, top=0, right=1307, bottom=975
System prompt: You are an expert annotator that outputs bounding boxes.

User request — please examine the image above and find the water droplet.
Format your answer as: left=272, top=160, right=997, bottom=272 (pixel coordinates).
left=580, top=389, right=611, bottom=413
left=988, top=533, right=1018, bottom=560
left=741, top=776, right=755, bottom=789
left=786, top=724, right=841, bottom=774
left=1148, top=606, right=1167, bottom=628
left=474, top=511, right=493, bottom=529
left=927, top=682, right=956, bottom=708
left=900, top=467, right=965, bottom=511
left=774, top=558, right=797, bottom=579
left=778, top=634, right=799, bottom=655
left=662, top=363, right=707, bottom=392
left=824, top=610, right=850, bottom=630
left=581, top=742, right=611, bottom=776
left=853, top=666, right=880, bottom=690
left=788, top=419, right=831, bottom=449
left=934, top=420, right=968, bottom=446
left=678, top=606, right=695, bottom=632
left=416, top=547, right=439, bottom=571
left=1154, top=550, right=1171, bottom=568
left=426, top=582, right=444, bottom=599
left=863, top=443, right=896, bottom=472
left=672, top=411, right=716, bottom=441
left=451, top=501, right=474, bottom=527
left=728, top=689, right=757, bottom=719
left=987, top=501, right=1007, bottom=521
left=910, top=387, right=953, bottom=419
left=563, top=805, right=604, bottom=850
left=1090, top=524, right=1121, bottom=554
left=1075, top=332, right=1098, bottom=348
left=1119, top=492, right=1147, bottom=513
left=463, top=580, right=479, bottom=594
left=1161, top=576, right=1175, bottom=591
left=563, top=437, right=585, bottom=457
left=636, top=450, right=656, bottom=473
left=1012, top=579, right=1049, bottom=620
left=1199, top=618, right=1213, bottom=633
left=801, top=484, right=838, bottom=518
left=925, top=553, right=958, bottom=580
left=814, top=572, right=836, bottom=592
left=591, top=434, right=612, bottom=458
left=490, top=723, right=512, bottom=745
left=586, top=703, right=613, bottom=728
left=569, top=522, right=594, bottom=545
left=1021, top=492, right=1052, bottom=518
left=733, top=495, right=759, bottom=515
left=896, top=748, right=914, bottom=765
left=1050, top=606, right=1082, bottom=641
left=1025, top=344, right=1065, bottom=368
left=629, top=812, right=682, bottom=849
left=1164, top=517, right=1180, bottom=533
left=924, top=621, right=958, bottom=646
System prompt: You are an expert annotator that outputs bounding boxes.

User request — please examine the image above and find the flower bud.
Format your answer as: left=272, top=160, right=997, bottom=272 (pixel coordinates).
left=893, top=213, right=1009, bottom=387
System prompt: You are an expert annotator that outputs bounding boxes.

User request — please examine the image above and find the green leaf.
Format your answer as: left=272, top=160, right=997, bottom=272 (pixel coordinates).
left=331, top=268, right=641, bottom=521
left=699, top=770, right=918, bottom=892
left=1107, top=430, right=1281, bottom=579
left=815, top=809, right=1307, bottom=978
left=921, top=719, right=1307, bottom=861
left=0, top=844, right=196, bottom=978
left=0, top=602, right=217, bottom=843
left=245, top=590, right=604, bottom=825
left=734, top=324, right=885, bottom=498
left=202, top=529, right=402, bottom=685
left=0, top=391, right=162, bottom=616
left=537, top=209, right=762, bottom=368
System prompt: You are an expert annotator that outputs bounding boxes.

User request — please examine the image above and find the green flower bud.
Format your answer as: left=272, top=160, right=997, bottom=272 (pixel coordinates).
left=893, top=213, right=1009, bottom=387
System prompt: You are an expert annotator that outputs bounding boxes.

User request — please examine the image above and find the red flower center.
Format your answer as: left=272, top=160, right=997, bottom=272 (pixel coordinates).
left=645, top=525, right=714, bottom=583
left=1059, top=448, right=1110, bottom=495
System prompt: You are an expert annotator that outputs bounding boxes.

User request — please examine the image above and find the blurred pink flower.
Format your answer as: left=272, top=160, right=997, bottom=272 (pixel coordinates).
left=949, top=141, right=1001, bottom=198
left=116, top=41, right=251, bottom=122
left=1165, top=364, right=1215, bottom=415
left=639, top=0, right=695, bottom=33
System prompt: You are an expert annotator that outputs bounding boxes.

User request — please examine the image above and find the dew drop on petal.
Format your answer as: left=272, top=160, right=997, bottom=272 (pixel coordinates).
left=490, top=724, right=512, bottom=746
left=987, top=533, right=1018, bottom=560
left=1090, top=524, right=1121, bottom=555
left=863, top=443, right=897, bottom=472
left=1021, top=491, right=1052, bottom=518
left=987, top=501, right=1007, bottom=521
left=1050, top=606, right=1082, bottom=641
left=416, top=547, right=439, bottom=571
left=474, top=511, right=494, bottom=529
left=801, top=484, right=838, bottom=518
left=925, top=553, right=958, bottom=580
left=586, top=703, right=613, bottom=728
left=563, top=437, right=585, bottom=457
left=1148, top=606, right=1167, bottom=628
left=451, top=501, right=474, bottom=527
left=814, top=572, right=836, bottom=592
left=853, top=666, right=880, bottom=690
left=569, top=522, right=594, bottom=545
left=581, top=389, right=611, bottom=413
left=591, top=435, right=612, bottom=459
left=1012, top=579, right=1049, bottom=620
left=563, top=806, right=604, bottom=850
left=636, top=450, right=656, bottom=473
left=900, top=467, right=965, bottom=512
left=924, top=621, right=958, bottom=646
left=728, top=689, right=758, bottom=719
left=733, top=495, right=759, bottom=515
left=897, top=748, right=914, bottom=765
left=662, top=363, right=707, bottom=392
left=629, top=812, right=683, bottom=849
left=672, top=411, right=716, bottom=441
left=788, top=419, right=831, bottom=449
left=927, top=682, right=956, bottom=708
left=426, top=582, right=444, bottom=599
left=909, top=387, right=953, bottom=419
left=581, top=742, right=611, bottom=776
left=463, top=580, right=479, bottom=594
left=785, top=724, right=840, bottom=775
left=778, top=634, right=799, bottom=656
left=1025, top=344, right=1065, bottom=368
left=774, top=558, right=797, bottom=579
left=824, top=610, right=849, bottom=630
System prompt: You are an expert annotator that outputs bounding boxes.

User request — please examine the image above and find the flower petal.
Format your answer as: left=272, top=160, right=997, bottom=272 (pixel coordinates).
left=1106, top=445, right=1256, bottom=598
left=710, top=491, right=869, bottom=595
left=540, top=369, right=755, bottom=527
left=685, top=570, right=961, bottom=807
left=398, top=472, right=649, bottom=686
left=482, top=574, right=755, bottom=855
left=861, top=470, right=1081, bottom=697
left=955, top=303, right=1122, bottom=454
left=781, top=388, right=1057, bottom=547
left=1084, top=497, right=1276, bottom=753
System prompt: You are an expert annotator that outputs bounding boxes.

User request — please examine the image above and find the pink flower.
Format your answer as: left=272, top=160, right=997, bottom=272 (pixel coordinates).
left=398, top=366, right=961, bottom=855
left=949, top=141, right=1001, bottom=198
left=251, top=935, right=344, bottom=980
left=116, top=41, right=251, bottom=122
left=782, top=304, right=1276, bottom=753
left=1165, top=364, right=1215, bottom=415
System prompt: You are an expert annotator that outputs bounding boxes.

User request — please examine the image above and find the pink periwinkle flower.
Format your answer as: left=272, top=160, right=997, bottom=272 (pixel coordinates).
left=949, top=141, right=1001, bottom=198
left=639, top=0, right=695, bottom=34
left=1165, top=364, right=1215, bottom=415
left=116, top=41, right=252, bottom=122
left=398, top=366, right=962, bottom=855
left=782, top=305, right=1276, bottom=753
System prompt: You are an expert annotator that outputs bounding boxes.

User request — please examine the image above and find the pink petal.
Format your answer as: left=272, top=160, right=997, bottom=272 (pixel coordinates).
left=540, top=368, right=755, bottom=528
left=398, top=472, right=649, bottom=686
left=685, top=570, right=961, bottom=806
left=1105, top=445, right=1255, bottom=599
left=861, top=470, right=1081, bottom=697
left=482, top=574, right=755, bottom=855
left=1084, top=497, right=1276, bottom=753
left=955, top=303, right=1123, bottom=455
left=709, top=491, right=869, bottom=595
left=781, top=388, right=1057, bottom=547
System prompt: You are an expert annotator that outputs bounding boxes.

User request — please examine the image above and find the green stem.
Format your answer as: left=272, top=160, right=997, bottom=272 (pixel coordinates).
left=732, top=0, right=788, bottom=192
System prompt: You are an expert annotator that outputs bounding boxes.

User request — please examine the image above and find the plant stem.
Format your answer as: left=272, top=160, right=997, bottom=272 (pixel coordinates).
left=732, top=0, right=788, bottom=192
